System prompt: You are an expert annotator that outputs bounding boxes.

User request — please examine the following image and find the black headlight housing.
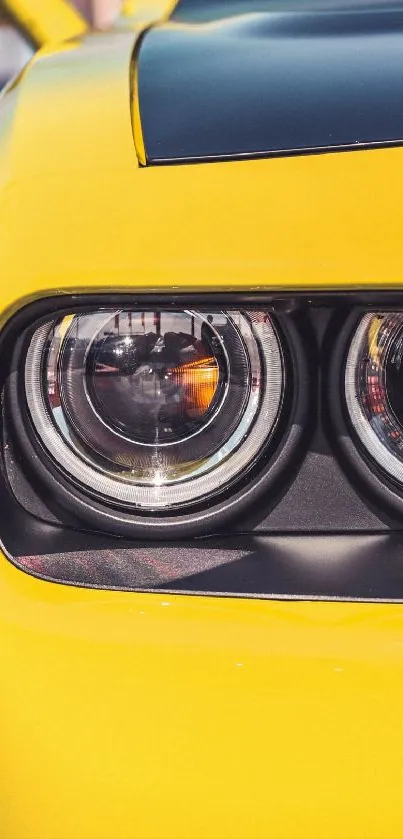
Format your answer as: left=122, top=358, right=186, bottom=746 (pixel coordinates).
left=2, top=290, right=403, bottom=602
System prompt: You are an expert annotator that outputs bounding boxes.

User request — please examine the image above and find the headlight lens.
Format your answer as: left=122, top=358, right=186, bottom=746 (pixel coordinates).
left=345, top=312, right=403, bottom=483
left=25, top=309, right=284, bottom=510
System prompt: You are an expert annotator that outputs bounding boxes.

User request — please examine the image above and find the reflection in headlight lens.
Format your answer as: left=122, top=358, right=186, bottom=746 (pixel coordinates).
left=85, top=312, right=224, bottom=445
left=25, top=309, right=284, bottom=509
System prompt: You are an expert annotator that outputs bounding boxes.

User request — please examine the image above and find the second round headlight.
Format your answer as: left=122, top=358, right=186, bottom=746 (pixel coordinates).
left=25, top=309, right=284, bottom=510
left=345, top=311, right=403, bottom=485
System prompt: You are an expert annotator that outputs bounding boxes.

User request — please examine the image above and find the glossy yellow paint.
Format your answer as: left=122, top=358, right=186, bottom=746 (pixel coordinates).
left=121, top=0, right=179, bottom=24
left=1, top=548, right=403, bottom=839
left=2, top=28, right=403, bottom=839
left=1, top=0, right=87, bottom=47
left=1, top=31, right=403, bottom=315
left=132, top=61, right=146, bottom=165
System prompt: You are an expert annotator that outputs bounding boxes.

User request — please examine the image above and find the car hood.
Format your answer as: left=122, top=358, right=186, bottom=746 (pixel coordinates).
left=1, top=23, right=403, bottom=312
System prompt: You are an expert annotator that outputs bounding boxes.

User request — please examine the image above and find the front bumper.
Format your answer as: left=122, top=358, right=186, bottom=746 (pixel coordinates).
left=1, top=548, right=403, bottom=839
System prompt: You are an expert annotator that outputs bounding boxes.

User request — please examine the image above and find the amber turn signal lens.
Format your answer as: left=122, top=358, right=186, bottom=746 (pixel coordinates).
left=170, top=357, right=219, bottom=418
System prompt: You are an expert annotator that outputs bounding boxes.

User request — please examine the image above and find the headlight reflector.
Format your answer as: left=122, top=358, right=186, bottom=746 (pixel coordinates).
left=25, top=309, right=284, bottom=510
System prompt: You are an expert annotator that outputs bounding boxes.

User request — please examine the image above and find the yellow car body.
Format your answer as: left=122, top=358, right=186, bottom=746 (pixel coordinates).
left=1, top=0, right=87, bottom=47
left=2, top=5, right=403, bottom=838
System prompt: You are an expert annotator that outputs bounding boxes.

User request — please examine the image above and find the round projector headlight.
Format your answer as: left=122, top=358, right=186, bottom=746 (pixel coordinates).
left=345, top=312, right=403, bottom=484
left=24, top=309, right=284, bottom=511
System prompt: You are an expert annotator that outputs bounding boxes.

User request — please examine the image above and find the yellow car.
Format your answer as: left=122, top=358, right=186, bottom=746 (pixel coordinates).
left=1, top=1, right=403, bottom=837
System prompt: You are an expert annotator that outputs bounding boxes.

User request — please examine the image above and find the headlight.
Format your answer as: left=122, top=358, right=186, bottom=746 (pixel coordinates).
left=23, top=309, right=285, bottom=521
left=345, top=312, right=403, bottom=484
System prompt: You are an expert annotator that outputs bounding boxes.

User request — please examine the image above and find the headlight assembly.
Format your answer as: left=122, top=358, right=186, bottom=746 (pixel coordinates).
left=9, top=305, right=305, bottom=538
left=6, top=293, right=403, bottom=597
left=25, top=308, right=282, bottom=507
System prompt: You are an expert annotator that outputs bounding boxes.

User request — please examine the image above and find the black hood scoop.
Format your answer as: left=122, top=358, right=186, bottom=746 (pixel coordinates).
left=137, top=1, right=403, bottom=164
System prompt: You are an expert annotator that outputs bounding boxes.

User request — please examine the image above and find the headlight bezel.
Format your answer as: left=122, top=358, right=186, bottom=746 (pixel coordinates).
left=5, top=293, right=310, bottom=539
